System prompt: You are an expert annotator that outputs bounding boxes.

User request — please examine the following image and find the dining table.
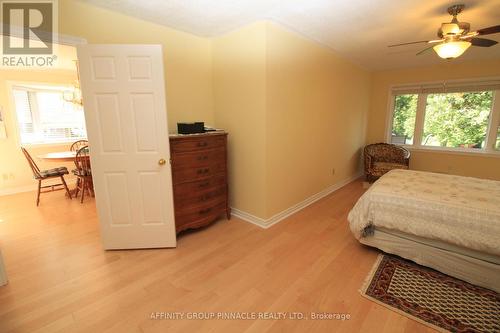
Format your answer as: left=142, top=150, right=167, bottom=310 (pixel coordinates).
left=38, top=146, right=91, bottom=162
left=37, top=151, right=78, bottom=163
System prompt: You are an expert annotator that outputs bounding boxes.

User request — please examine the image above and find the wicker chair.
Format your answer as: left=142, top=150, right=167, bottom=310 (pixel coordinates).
left=364, top=143, right=410, bottom=183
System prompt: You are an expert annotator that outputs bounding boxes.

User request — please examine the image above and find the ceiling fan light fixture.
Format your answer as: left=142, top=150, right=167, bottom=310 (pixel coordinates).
left=433, top=41, right=471, bottom=59
left=441, top=23, right=461, bottom=35
left=63, top=60, right=84, bottom=106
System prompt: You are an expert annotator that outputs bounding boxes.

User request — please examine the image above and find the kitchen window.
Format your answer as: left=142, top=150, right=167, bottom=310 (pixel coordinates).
left=12, top=85, right=87, bottom=145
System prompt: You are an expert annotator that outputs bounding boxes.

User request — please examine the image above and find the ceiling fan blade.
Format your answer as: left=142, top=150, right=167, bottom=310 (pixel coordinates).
left=470, top=37, right=498, bottom=47
left=476, top=25, right=500, bottom=35
left=416, top=46, right=434, bottom=55
left=460, top=32, right=479, bottom=39
left=388, top=40, right=430, bottom=47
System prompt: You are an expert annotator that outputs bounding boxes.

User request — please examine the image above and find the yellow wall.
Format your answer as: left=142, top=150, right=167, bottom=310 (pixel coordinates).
left=59, top=0, right=214, bottom=133
left=212, top=22, right=268, bottom=217
left=212, top=22, right=371, bottom=219
left=0, top=0, right=215, bottom=193
left=0, top=69, right=80, bottom=193
left=265, top=23, right=370, bottom=217
left=4, top=0, right=498, bottom=217
left=368, top=58, right=500, bottom=180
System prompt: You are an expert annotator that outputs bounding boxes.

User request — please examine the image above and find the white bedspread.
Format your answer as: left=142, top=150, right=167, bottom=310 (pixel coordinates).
left=348, top=170, right=500, bottom=256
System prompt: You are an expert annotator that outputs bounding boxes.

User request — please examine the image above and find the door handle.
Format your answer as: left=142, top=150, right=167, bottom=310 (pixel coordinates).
left=158, top=158, right=166, bottom=166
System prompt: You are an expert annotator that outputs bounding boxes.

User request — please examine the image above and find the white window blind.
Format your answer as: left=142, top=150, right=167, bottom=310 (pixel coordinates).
left=391, top=79, right=500, bottom=95
left=12, top=85, right=87, bottom=145
left=12, top=90, right=35, bottom=142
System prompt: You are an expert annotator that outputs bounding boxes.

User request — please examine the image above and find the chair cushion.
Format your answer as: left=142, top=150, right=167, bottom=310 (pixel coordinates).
left=72, top=169, right=92, bottom=177
left=371, top=162, right=408, bottom=177
left=39, top=167, right=69, bottom=178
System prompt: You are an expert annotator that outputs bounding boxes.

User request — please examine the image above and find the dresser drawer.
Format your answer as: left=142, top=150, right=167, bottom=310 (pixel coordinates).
left=175, top=201, right=227, bottom=231
left=171, top=162, right=225, bottom=184
left=173, top=173, right=226, bottom=196
left=171, top=148, right=225, bottom=169
left=175, top=195, right=226, bottom=217
left=174, top=185, right=226, bottom=206
left=170, top=135, right=225, bottom=153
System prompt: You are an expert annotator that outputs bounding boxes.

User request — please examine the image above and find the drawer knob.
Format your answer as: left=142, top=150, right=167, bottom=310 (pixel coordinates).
left=199, top=181, right=210, bottom=188
left=199, top=208, right=212, bottom=214
left=197, top=168, right=209, bottom=175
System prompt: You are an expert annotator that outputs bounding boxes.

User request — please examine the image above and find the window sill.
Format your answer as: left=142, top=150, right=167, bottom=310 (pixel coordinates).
left=399, top=145, right=500, bottom=158
left=21, top=141, right=85, bottom=148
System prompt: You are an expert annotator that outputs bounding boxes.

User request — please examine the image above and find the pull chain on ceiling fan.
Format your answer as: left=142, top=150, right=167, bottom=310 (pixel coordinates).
left=388, top=4, right=500, bottom=59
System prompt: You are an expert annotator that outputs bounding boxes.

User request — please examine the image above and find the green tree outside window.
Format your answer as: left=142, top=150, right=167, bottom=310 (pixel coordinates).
left=391, top=91, right=494, bottom=149
left=391, top=94, right=417, bottom=144
left=422, top=92, right=493, bottom=148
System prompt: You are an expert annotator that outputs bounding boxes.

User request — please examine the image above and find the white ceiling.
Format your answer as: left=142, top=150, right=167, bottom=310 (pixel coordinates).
left=80, top=0, right=500, bottom=70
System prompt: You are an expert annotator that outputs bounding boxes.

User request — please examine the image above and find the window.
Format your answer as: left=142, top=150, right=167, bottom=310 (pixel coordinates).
left=390, top=94, right=417, bottom=145
left=12, top=85, right=87, bottom=145
left=422, top=91, right=493, bottom=149
left=496, top=126, right=500, bottom=150
left=388, top=79, right=500, bottom=154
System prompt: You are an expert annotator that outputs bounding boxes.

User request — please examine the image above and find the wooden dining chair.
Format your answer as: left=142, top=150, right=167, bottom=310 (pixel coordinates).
left=21, top=147, right=72, bottom=206
left=72, top=145, right=93, bottom=203
left=70, top=139, right=89, bottom=152
left=70, top=140, right=89, bottom=200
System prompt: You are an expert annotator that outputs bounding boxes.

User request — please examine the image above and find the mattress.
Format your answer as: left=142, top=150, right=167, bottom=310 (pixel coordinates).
left=348, top=169, right=500, bottom=256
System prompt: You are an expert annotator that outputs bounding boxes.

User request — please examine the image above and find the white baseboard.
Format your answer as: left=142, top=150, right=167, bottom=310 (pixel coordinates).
left=0, top=177, right=78, bottom=197
left=232, top=172, right=363, bottom=229
left=230, top=208, right=268, bottom=228
left=0, top=185, right=35, bottom=196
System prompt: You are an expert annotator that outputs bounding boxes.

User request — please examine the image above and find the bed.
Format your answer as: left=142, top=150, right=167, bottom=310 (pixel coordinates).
left=348, top=169, right=500, bottom=292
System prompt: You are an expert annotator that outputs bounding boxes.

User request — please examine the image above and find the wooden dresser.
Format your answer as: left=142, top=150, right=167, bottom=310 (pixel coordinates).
left=169, top=132, right=230, bottom=233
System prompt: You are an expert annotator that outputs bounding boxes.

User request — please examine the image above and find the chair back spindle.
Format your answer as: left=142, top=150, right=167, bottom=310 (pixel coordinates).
left=70, top=140, right=89, bottom=152
left=21, top=147, right=42, bottom=179
left=74, top=146, right=91, bottom=176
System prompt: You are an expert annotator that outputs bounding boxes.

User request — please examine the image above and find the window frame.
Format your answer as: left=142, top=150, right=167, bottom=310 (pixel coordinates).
left=8, top=81, right=87, bottom=147
left=386, top=79, right=500, bottom=158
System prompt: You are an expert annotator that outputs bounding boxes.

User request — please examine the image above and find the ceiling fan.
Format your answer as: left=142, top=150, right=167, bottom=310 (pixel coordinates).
left=388, top=4, right=500, bottom=59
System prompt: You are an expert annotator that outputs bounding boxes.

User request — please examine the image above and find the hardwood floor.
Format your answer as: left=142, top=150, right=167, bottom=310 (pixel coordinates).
left=0, top=180, right=433, bottom=333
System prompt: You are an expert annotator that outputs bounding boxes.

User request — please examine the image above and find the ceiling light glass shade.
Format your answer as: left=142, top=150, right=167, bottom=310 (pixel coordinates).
left=433, top=41, right=471, bottom=59
left=441, top=23, right=460, bottom=35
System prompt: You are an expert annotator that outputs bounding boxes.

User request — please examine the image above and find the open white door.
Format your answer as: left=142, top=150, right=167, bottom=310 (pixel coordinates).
left=77, top=44, right=176, bottom=249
